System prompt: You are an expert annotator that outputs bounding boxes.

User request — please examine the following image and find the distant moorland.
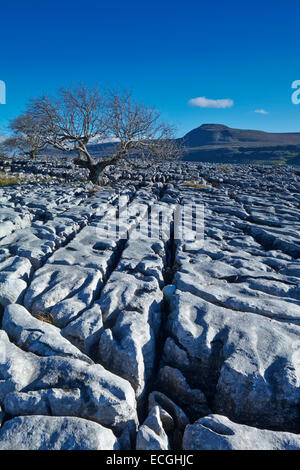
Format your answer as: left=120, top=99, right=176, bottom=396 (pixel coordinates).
left=84, top=123, right=300, bottom=165
left=178, top=124, right=300, bottom=165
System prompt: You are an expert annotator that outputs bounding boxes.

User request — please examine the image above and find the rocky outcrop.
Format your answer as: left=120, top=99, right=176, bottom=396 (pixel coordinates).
left=0, top=161, right=300, bottom=449
left=0, top=415, right=119, bottom=450
left=183, top=414, right=300, bottom=450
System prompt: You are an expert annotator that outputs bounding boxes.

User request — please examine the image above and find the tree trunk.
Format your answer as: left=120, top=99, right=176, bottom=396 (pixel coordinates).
left=89, top=164, right=104, bottom=186
left=29, top=150, right=36, bottom=160
left=77, top=149, right=85, bottom=160
left=74, top=151, right=123, bottom=186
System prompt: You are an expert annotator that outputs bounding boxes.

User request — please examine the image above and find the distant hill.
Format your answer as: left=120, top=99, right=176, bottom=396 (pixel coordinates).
left=178, top=124, right=300, bottom=165
left=70, top=123, right=300, bottom=165
left=178, top=124, right=300, bottom=148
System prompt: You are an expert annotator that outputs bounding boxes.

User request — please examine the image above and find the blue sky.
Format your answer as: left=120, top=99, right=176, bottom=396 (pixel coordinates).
left=0, top=0, right=300, bottom=137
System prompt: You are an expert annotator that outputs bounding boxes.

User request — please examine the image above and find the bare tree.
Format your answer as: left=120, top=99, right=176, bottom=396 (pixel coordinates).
left=2, top=113, right=46, bottom=160
left=29, top=84, right=108, bottom=182
left=29, top=85, right=182, bottom=185
left=99, top=89, right=182, bottom=181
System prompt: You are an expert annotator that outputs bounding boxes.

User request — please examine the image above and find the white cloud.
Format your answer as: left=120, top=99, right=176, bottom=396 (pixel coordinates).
left=254, top=109, right=269, bottom=115
left=188, top=96, right=234, bottom=109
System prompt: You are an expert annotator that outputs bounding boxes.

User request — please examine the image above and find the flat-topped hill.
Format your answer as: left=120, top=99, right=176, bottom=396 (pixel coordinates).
left=179, top=123, right=300, bottom=148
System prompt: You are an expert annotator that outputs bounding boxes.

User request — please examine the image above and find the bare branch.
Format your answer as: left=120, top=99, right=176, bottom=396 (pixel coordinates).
left=11, top=84, right=182, bottom=185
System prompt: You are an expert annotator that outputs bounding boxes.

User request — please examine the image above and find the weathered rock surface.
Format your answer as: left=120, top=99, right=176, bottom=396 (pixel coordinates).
left=0, top=415, right=119, bottom=450
left=136, top=406, right=170, bottom=450
left=183, top=414, right=300, bottom=450
left=136, top=391, right=190, bottom=450
left=0, top=330, right=137, bottom=435
left=0, top=276, right=27, bottom=310
left=163, top=289, right=300, bottom=431
left=2, top=304, right=92, bottom=363
left=0, top=161, right=300, bottom=449
left=24, top=264, right=103, bottom=328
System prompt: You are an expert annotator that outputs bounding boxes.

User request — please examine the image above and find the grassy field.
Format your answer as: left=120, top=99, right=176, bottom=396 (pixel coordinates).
left=0, top=172, right=24, bottom=187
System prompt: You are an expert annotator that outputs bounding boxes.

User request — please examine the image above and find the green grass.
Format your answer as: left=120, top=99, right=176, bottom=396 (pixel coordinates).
left=182, top=181, right=210, bottom=189
left=34, top=311, right=55, bottom=324
left=0, top=173, right=24, bottom=187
